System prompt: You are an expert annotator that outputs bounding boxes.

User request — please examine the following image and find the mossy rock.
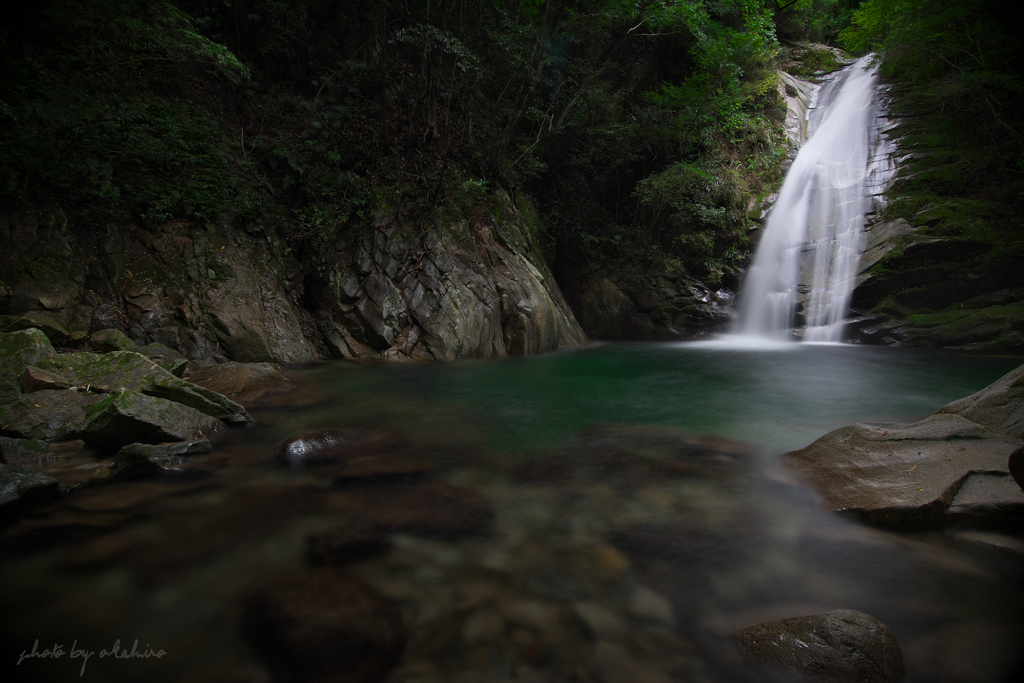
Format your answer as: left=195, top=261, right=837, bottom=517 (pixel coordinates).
left=0, top=390, right=103, bottom=441
left=37, top=351, right=252, bottom=425
left=78, top=389, right=227, bottom=451
left=901, top=302, right=1024, bottom=348
left=0, top=328, right=57, bottom=400
left=88, top=328, right=137, bottom=352
left=9, top=311, right=70, bottom=344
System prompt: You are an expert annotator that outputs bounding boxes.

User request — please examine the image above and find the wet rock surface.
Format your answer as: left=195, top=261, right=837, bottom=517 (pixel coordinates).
left=240, top=568, right=407, bottom=683
left=778, top=414, right=1024, bottom=528
left=735, top=609, right=906, bottom=683
left=937, top=362, right=1024, bottom=439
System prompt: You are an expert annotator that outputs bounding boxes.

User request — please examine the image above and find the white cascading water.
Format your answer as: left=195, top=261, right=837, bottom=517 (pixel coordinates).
left=738, top=56, right=886, bottom=342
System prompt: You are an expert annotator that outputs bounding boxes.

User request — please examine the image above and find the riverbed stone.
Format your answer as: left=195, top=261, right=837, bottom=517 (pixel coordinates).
left=0, top=462, right=61, bottom=519
left=239, top=568, right=406, bottom=683
left=936, top=363, right=1024, bottom=439
left=573, top=602, right=628, bottom=640
left=593, top=641, right=673, bottom=683
left=0, top=389, right=103, bottom=440
left=0, top=328, right=56, bottom=400
left=308, top=524, right=391, bottom=565
left=735, top=609, right=905, bottom=683
left=629, top=585, right=675, bottom=624
left=37, top=351, right=252, bottom=425
left=778, top=414, right=1024, bottom=527
left=77, top=389, right=227, bottom=451
left=363, top=480, right=495, bottom=537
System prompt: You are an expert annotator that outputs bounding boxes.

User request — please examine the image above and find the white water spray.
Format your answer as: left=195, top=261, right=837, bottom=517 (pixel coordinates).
left=738, top=56, right=887, bottom=342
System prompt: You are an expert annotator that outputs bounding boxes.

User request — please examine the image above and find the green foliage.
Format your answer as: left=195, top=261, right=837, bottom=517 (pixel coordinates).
left=841, top=0, right=1023, bottom=258
left=0, top=0, right=247, bottom=221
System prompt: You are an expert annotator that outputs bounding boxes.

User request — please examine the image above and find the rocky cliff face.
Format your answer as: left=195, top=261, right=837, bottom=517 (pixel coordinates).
left=0, top=192, right=585, bottom=362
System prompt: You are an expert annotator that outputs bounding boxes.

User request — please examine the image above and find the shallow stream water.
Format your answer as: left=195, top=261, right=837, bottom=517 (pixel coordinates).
left=3, top=342, right=1023, bottom=682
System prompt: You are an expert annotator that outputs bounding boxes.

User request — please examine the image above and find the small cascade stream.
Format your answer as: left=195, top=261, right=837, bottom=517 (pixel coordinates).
left=738, top=56, right=893, bottom=341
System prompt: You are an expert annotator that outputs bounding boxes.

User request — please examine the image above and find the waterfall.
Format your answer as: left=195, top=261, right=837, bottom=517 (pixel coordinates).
left=738, top=56, right=887, bottom=342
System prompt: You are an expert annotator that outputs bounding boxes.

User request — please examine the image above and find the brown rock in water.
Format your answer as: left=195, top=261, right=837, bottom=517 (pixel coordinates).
left=239, top=568, right=406, bottom=683
left=735, top=609, right=905, bottom=683
left=185, top=361, right=297, bottom=407
left=364, top=480, right=495, bottom=537
left=277, top=428, right=407, bottom=468
left=937, top=363, right=1024, bottom=439
left=778, top=414, right=1024, bottom=528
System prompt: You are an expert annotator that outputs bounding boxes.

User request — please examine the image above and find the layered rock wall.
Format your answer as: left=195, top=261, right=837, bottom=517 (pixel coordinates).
left=0, top=193, right=585, bottom=362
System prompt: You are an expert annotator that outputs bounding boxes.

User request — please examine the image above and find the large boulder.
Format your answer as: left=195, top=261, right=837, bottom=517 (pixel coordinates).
left=0, top=328, right=56, bottom=401
left=239, top=568, right=406, bottom=683
left=778, top=414, right=1024, bottom=528
left=0, top=390, right=103, bottom=440
left=735, top=609, right=905, bottom=683
left=0, top=463, right=61, bottom=519
left=37, top=351, right=252, bottom=425
left=76, top=389, right=227, bottom=451
left=936, top=363, right=1024, bottom=439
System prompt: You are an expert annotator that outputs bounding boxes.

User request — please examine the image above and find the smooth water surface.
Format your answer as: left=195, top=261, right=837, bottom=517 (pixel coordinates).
left=2, top=343, right=1022, bottom=683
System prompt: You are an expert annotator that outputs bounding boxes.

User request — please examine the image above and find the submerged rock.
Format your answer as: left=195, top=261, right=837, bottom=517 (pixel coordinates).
left=307, top=524, right=391, bottom=565
left=778, top=414, right=1024, bottom=528
left=0, top=463, right=61, bottom=519
left=239, top=568, right=406, bottom=683
left=77, top=389, right=227, bottom=451
left=936, top=363, right=1024, bottom=439
left=735, top=609, right=905, bottom=683
left=277, top=428, right=407, bottom=468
